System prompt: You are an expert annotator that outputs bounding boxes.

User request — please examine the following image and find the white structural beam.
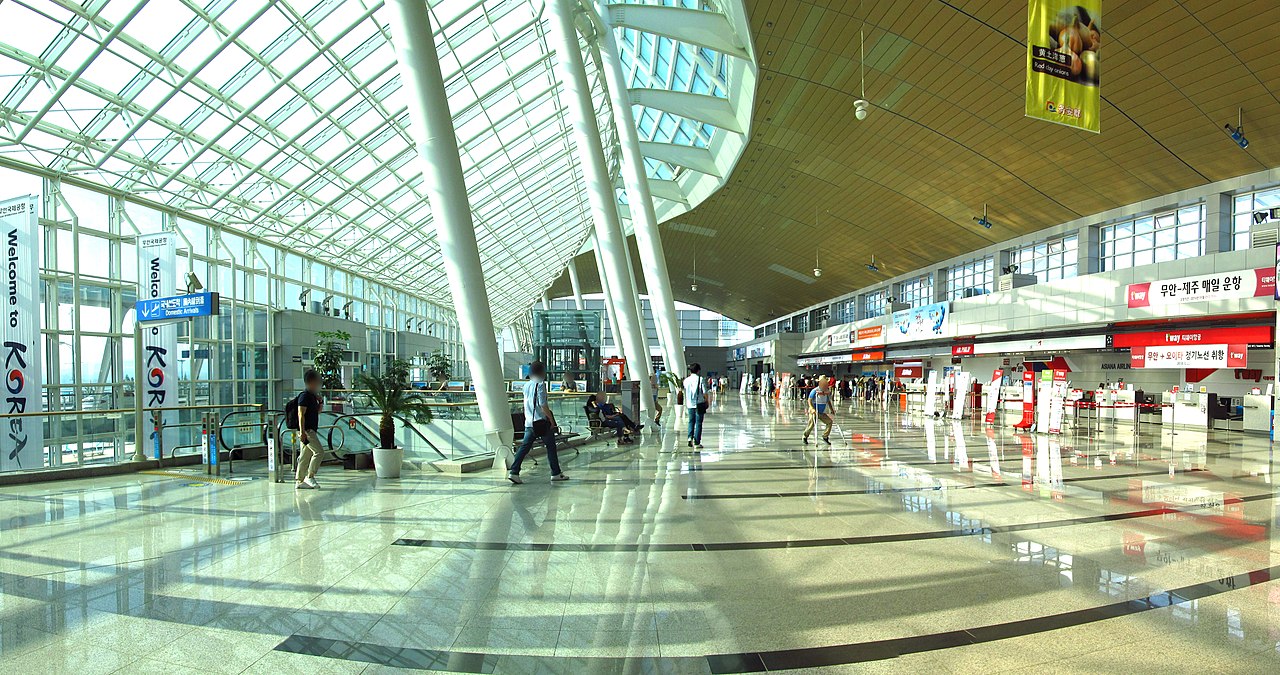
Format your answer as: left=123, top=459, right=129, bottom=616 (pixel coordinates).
left=638, top=141, right=721, bottom=178
left=567, top=258, right=584, bottom=309
left=594, top=1, right=686, bottom=377
left=628, top=88, right=743, bottom=134
left=606, top=3, right=749, bottom=60
left=548, top=0, right=653, bottom=418
left=647, top=179, right=688, bottom=205
left=384, top=0, right=514, bottom=463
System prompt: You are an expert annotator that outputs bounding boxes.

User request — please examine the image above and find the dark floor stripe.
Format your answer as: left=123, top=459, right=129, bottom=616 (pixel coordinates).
left=708, top=563, right=1280, bottom=672
left=682, top=466, right=1197, bottom=500
left=274, top=635, right=703, bottom=673
left=391, top=492, right=1272, bottom=553
left=277, top=564, right=1280, bottom=673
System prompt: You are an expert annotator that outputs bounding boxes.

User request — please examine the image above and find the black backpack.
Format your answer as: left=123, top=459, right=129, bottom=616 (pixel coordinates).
left=284, top=394, right=300, bottom=430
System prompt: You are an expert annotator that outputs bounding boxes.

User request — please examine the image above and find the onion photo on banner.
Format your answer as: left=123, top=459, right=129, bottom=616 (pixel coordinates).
left=1026, top=1, right=1101, bottom=133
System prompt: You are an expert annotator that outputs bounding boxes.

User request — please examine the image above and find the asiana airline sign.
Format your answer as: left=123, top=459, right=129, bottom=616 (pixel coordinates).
left=0, top=196, right=43, bottom=472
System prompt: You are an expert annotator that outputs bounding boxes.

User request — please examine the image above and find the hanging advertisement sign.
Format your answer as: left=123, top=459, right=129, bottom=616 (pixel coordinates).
left=747, top=343, right=773, bottom=359
left=0, top=196, right=43, bottom=472
left=984, top=369, right=1004, bottom=424
left=827, top=331, right=853, bottom=349
left=894, top=363, right=921, bottom=379
left=1111, top=325, right=1272, bottom=349
left=1025, top=1, right=1101, bottom=133
left=1131, top=345, right=1247, bottom=369
left=855, top=325, right=887, bottom=347
left=1126, top=268, right=1276, bottom=308
left=889, top=302, right=949, bottom=343
left=138, top=232, right=177, bottom=459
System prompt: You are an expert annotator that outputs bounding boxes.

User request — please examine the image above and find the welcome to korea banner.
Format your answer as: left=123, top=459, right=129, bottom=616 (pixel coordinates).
left=137, top=232, right=178, bottom=459
left=1026, top=1, right=1101, bottom=133
left=1127, top=268, right=1275, bottom=308
left=0, top=196, right=43, bottom=472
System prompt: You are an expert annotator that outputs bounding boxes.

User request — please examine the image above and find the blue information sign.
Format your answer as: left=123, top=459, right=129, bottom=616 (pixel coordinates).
left=135, top=292, right=220, bottom=322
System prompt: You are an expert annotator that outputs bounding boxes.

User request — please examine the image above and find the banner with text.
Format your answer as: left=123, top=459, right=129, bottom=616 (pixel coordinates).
left=1127, top=268, right=1275, bottom=308
left=1131, top=344, right=1247, bottom=369
left=0, top=196, right=43, bottom=472
left=889, top=302, right=950, bottom=343
left=138, top=232, right=178, bottom=459
left=1026, top=1, right=1101, bottom=132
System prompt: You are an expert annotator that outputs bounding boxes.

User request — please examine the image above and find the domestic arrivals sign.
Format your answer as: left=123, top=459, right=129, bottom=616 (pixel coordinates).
left=0, top=196, right=43, bottom=472
left=136, top=292, right=221, bottom=322
left=1131, top=345, right=1247, bottom=369
left=137, top=232, right=177, bottom=459
left=1127, top=268, right=1276, bottom=308
left=1025, top=1, right=1101, bottom=133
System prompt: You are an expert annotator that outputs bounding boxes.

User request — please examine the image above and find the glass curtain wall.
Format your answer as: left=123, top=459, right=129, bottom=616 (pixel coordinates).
left=12, top=165, right=462, bottom=472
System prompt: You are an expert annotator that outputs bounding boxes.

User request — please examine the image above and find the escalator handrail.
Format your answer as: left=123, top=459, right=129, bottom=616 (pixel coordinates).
left=328, top=412, right=448, bottom=461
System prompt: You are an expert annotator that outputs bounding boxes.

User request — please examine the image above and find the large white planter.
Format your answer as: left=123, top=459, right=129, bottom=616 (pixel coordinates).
left=373, top=447, right=404, bottom=478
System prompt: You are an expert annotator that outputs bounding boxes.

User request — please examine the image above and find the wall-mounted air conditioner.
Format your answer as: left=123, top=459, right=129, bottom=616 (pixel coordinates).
left=996, top=274, right=1038, bottom=292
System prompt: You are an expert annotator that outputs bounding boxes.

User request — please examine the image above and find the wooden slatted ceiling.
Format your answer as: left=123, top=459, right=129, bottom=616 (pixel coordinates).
left=550, top=0, right=1280, bottom=326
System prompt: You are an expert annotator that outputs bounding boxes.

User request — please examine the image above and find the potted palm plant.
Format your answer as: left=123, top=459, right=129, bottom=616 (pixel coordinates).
left=353, top=358, right=434, bottom=478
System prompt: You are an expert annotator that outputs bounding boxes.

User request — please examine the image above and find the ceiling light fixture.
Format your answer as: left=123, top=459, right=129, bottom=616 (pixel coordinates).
left=854, top=5, right=869, bottom=121
left=865, top=255, right=880, bottom=273
left=1225, top=108, right=1249, bottom=150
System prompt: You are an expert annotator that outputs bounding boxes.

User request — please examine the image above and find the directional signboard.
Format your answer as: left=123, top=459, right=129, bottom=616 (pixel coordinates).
left=135, top=292, right=221, bottom=323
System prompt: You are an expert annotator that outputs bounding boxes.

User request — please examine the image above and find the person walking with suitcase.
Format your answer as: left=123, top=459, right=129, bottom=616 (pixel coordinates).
left=684, top=363, right=708, bottom=449
left=507, top=361, right=568, bottom=484
left=803, top=375, right=835, bottom=445
left=293, top=370, right=325, bottom=489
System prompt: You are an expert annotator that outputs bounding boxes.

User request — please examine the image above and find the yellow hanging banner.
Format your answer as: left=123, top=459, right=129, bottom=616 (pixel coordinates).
left=1026, top=1, right=1101, bottom=133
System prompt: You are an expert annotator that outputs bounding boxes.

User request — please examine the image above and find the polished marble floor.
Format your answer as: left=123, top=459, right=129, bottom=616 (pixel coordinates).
left=2, top=395, right=1280, bottom=673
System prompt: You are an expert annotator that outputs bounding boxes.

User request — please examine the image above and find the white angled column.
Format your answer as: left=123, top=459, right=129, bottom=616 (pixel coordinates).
left=567, top=258, right=585, bottom=309
left=592, top=236, right=627, bottom=365
left=549, top=0, right=654, bottom=417
left=385, top=0, right=513, bottom=464
left=592, top=1, right=686, bottom=377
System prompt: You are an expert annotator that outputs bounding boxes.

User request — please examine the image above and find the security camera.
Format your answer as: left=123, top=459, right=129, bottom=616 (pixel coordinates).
left=1225, top=123, right=1248, bottom=150
left=814, top=267, right=823, bottom=278
left=854, top=99, right=869, bottom=121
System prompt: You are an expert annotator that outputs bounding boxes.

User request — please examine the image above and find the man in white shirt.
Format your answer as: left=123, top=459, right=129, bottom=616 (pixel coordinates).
left=683, top=363, right=708, bottom=449
left=507, top=361, right=568, bottom=484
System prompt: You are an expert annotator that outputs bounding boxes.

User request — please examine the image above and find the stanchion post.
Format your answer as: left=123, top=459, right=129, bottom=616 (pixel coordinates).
left=151, top=409, right=163, bottom=467
left=267, top=413, right=280, bottom=483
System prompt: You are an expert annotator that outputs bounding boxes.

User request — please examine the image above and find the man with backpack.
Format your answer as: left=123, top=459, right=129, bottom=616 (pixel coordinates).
left=288, top=370, right=325, bottom=489
left=683, top=363, right=708, bottom=449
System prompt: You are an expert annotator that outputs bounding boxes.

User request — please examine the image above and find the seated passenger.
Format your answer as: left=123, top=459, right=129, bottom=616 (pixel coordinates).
left=597, top=395, right=640, bottom=443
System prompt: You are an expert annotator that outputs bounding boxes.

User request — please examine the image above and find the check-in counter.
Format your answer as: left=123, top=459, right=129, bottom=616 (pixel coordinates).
left=999, top=385, right=1026, bottom=425
left=1098, top=390, right=1136, bottom=424
left=1161, top=391, right=1210, bottom=430
left=904, top=383, right=927, bottom=412
left=1242, top=394, right=1271, bottom=435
